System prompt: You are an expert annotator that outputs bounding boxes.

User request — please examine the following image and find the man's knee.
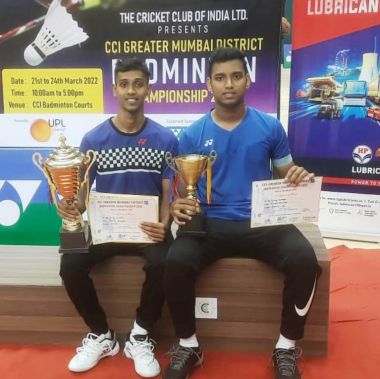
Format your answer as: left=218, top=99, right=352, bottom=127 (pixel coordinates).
left=281, top=240, right=321, bottom=276
left=298, top=255, right=322, bottom=282
left=166, top=245, right=202, bottom=276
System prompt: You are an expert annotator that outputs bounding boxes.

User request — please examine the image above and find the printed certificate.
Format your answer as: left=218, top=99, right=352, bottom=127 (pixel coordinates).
left=88, top=192, right=159, bottom=244
left=251, top=177, right=322, bottom=228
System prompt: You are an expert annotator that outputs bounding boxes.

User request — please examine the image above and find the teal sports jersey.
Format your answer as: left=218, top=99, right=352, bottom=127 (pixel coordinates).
left=179, top=107, right=292, bottom=220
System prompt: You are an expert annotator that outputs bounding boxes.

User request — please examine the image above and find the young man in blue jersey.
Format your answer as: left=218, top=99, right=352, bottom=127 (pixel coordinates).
left=162, top=47, right=321, bottom=379
left=57, top=57, right=178, bottom=377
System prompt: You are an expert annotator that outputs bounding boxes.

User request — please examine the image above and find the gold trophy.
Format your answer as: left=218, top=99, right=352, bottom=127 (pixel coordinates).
left=165, top=151, right=217, bottom=236
left=32, top=134, right=96, bottom=253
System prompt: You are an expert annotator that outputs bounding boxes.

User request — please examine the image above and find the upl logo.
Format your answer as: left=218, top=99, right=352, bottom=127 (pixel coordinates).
left=0, top=180, right=41, bottom=226
left=30, top=118, right=67, bottom=142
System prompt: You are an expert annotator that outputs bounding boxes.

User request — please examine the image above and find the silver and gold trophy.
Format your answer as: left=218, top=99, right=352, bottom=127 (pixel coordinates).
left=32, top=134, right=96, bottom=253
left=165, top=151, right=217, bottom=236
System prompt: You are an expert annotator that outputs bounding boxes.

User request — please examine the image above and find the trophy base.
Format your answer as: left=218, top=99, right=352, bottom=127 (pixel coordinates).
left=59, top=222, right=92, bottom=254
left=177, top=214, right=206, bottom=238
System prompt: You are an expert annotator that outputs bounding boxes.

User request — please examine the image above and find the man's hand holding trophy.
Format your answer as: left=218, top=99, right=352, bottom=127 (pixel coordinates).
left=32, top=134, right=96, bottom=253
left=165, top=150, right=217, bottom=236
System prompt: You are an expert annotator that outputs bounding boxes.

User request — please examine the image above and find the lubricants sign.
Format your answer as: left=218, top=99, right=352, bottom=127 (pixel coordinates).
left=288, top=0, right=380, bottom=241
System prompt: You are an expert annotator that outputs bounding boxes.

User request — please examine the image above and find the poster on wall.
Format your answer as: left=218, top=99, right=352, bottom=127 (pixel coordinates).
left=288, top=1, right=380, bottom=242
left=0, top=0, right=282, bottom=245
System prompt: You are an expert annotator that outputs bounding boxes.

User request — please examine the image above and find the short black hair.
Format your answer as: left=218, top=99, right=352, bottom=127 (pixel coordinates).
left=208, top=47, right=248, bottom=76
left=114, top=57, right=151, bottom=81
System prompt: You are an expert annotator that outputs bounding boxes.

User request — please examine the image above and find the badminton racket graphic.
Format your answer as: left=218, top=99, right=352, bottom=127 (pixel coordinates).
left=0, top=16, right=46, bottom=44
left=0, top=0, right=125, bottom=45
left=0, top=1, right=82, bottom=45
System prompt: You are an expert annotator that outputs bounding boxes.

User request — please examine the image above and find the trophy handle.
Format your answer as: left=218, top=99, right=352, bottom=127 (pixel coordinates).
left=32, top=152, right=44, bottom=173
left=209, top=150, right=217, bottom=166
left=81, top=149, right=97, bottom=211
left=206, top=150, right=217, bottom=204
left=32, top=152, right=59, bottom=206
left=165, top=151, right=180, bottom=175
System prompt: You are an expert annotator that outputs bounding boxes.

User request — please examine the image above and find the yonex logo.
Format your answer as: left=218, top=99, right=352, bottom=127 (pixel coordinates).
left=204, top=139, right=213, bottom=147
left=0, top=180, right=41, bottom=226
left=168, top=127, right=185, bottom=138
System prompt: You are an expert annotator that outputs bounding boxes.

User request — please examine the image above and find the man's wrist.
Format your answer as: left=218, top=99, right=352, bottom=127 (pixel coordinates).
left=160, top=218, right=172, bottom=232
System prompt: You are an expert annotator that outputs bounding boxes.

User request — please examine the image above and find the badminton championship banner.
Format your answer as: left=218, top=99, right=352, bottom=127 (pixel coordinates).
left=288, top=1, right=380, bottom=241
left=0, top=0, right=282, bottom=245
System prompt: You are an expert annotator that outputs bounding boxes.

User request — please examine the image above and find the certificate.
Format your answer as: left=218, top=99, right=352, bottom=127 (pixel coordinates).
left=88, top=192, right=159, bottom=244
left=251, top=177, right=322, bottom=228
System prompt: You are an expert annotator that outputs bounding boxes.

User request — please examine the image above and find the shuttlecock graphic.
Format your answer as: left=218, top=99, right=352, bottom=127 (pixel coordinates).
left=24, top=0, right=88, bottom=66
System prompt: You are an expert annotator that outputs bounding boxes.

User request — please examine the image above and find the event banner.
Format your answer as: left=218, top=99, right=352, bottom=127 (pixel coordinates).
left=288, top=0, right=380, bottom=241
left=0, top=0, right=282, bottom=245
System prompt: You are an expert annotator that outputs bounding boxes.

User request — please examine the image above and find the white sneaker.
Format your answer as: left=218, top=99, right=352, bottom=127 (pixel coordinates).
left=68, top=330, right=120, bottom=372
left=123, top=333, right=161, bottom=377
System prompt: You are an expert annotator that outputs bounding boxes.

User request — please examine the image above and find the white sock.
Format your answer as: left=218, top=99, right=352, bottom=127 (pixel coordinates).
left=179, top=334, right=199, bottom=348
left=276, top=334, right=296, bottom=350
left=131, top=321, right=148, bottom=337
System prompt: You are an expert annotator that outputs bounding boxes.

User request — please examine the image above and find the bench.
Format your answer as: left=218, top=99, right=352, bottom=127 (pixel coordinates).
left=0, top=223, right=329, bottom=355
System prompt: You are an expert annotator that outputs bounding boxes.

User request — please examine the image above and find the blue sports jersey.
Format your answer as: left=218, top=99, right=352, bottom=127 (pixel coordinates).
left=80, top=117, right=178, bottom=199
left=179, top=107, right=292, bottom=220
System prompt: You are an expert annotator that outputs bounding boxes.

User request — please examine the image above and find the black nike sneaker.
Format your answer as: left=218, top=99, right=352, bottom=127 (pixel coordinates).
left=162, top=344, right=203, bottom=379
left=272, top=348, right=301, bottom=379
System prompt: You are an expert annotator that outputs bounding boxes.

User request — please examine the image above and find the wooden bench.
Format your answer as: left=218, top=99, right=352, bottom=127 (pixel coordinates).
left=0, top=223, right=329, bottom=355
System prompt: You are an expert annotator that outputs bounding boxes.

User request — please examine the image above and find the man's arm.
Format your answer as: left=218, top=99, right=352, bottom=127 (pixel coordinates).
left=274, top=161, right=315, bottom=186
left=140, top=178, right=172, bottom=242
left=159, top=178, right=173, bottom=230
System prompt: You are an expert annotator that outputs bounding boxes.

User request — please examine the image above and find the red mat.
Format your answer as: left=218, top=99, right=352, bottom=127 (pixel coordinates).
left=1, top=246, right=380, bottom=379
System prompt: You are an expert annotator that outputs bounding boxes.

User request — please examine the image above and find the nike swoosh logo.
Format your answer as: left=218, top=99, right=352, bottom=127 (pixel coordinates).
left=295, top=276, right=317, bottom=317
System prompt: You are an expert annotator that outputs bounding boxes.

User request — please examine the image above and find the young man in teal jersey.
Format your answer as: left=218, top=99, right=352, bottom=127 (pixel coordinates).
left=162, top=47, right=321, bottom=379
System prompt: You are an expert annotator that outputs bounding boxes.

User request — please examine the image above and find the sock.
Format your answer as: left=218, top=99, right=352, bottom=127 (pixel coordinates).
left=179, top=334, right=199, bottom=348
left=131, top=320, right=148, bottom=337
left=276, top=334, right=296, bottom=350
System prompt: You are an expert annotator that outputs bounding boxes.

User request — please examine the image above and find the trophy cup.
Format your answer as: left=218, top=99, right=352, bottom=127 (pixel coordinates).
left=32, top=134, right=96, bottom=253
left=165, top=151, right=217, bottom=236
